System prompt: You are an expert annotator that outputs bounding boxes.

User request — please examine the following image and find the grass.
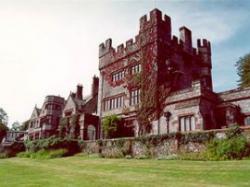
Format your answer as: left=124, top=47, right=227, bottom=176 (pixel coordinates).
left=0, top=156, right=250, bottom=187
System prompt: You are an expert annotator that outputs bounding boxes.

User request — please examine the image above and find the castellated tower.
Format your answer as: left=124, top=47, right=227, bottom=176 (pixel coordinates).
left=97, top=9, right=214, bottom=137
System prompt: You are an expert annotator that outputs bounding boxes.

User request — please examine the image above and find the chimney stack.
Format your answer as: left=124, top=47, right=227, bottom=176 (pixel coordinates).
left=76, top=84, right=83, bottom=100
left=91, top=76, right=99, bottom=97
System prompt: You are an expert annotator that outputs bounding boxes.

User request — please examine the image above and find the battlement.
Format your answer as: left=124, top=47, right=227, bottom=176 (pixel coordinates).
left=99, top=9, right=212, bottom=69
left=197, top=39, right=211, bottom=55
left=139, top=9, right=171, bottom=32
left=179, top=26, right=192, bottom=53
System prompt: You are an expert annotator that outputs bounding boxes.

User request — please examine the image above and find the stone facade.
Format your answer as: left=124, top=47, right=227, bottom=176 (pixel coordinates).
left=80, top=128, right=250, bottom=159
left=6, top=9, right=250, bottom=143
left=61, top=76, right=100, bottom=140
left=97, top=8, right=250, bottom=138
left=27, top=96, right=65, bottom=140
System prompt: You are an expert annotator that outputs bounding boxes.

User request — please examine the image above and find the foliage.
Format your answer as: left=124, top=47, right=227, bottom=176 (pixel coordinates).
left=11, top=121, right=21, bottom=131
left=198, top=126, right=248, bottom=160
left=0, top=123, right=8, bottom=142
left=235, top=53, right=250, bottom=87
left=205, top=135, right=249, bottom=160
left=24, top=136, right=80, bottom=155
left=102, top=114, right=121, bottom=138
left=225, top=125, right=242, bottom=138
left=59, top=115, right=80, bottom=139
left=69, top=114, right=80, bottom=139
left=0, top=108, right=8, bottom=142
left=17, top=149, right=67, bottom=159
left=0, top=108, right=8, bottom=126
left=0, top=152, right=8, bottom=159
left=19, top=120, right=30, bottom=131
left=123, top=39, right=178, bottom=136
left=0, top=142, right=25, bottom=158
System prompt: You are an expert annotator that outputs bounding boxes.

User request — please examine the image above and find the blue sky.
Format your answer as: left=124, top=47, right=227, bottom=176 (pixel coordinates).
left=0, top=0, right=250, bottom=125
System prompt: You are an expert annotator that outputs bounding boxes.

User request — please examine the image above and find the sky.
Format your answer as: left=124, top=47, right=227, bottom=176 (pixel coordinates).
left=1, top=0, right=250, bottom=126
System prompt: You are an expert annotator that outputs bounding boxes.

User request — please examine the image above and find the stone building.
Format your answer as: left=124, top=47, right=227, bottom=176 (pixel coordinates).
left=97, top=8, right=250, bottom=137
left=61, top=76, right=99, bottom=140
left=27, top=96, right=65, bottom=140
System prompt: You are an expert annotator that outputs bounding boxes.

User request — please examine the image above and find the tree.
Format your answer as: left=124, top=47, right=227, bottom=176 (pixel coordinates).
left=11, top=121, right=21, bottom=131
left=19, top=120, right=30, bottom=131
left=102, top=114, right=121, bottom=138
left=236, top=53, right=250, bottom=88
left=0, top=108, right=8, bottom=142
left=0, top=108, right=8, bottom=126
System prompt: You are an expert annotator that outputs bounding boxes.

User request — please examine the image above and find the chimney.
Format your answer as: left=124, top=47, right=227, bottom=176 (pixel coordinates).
left=76, top=84, right=83, bottom=100
left=91, top=76, right=99, bottom=97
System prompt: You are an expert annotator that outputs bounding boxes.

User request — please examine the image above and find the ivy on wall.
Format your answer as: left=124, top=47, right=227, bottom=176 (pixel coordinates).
left=59, top=114, right=80, bottom=139
left=102, top=31, right=180, bottom=136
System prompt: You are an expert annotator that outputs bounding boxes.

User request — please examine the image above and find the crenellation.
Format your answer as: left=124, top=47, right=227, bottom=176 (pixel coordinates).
left=149, top=8, right=162, bottom=23
left=139, top=15, right=148, bottom=30
left=125, top=38, right=133, bottom=48
left=117, top=44, right=124, bottom=54
left=197, top=38, right=211, bottom=56
left=140, top=8, right=171, bottom=34
left=105, top=38, right=112, bottom=48
left=179, top=26, right=192, bottom=53
left=172, top=35, right=178, bottom=45
left=164, top=14, right=171, bottom=23
left=178, top=39, right=184, bottom=48
left=99, top=38, right=114, bottom=58
left=193, top=48, right=197, bottom=55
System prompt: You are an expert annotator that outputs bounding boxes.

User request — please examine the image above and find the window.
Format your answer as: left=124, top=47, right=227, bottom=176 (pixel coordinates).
left=112, top=70, right=125, bottom=82
left=130, top=89, right=140, bottom=105
left=179, top=115, right=195, bottom=132
left=245, top=116, right=250, bottom=125
left=103, top=95, right=124, bottom=111
left=131, top=64, right=141, bottom=74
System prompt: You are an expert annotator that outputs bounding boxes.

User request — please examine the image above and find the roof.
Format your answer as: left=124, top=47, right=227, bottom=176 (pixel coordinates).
left=30, top=106, right=41, bottom=119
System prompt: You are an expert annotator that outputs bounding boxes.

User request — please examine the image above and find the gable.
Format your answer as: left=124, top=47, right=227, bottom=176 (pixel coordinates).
left=30, top=107, right=40, bottom=119
left=63, top=96, right=77, bottom=115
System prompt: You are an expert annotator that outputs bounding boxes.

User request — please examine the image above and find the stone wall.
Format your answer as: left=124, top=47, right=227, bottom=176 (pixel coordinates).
left=80, top=127, right=250, bottom=158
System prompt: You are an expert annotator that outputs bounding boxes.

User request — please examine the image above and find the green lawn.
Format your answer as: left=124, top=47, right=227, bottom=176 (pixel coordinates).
left=0, top=156, right=250, bottom=187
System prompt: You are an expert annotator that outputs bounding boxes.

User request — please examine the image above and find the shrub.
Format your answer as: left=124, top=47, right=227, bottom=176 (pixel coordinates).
left=206, top=135, right=249, bottom=160
left=17, top=149, right=67, bottom=159
left=134, top=155, right=149, bottom=159
left=24, top=137, right=80, bottom=155
left=102, top=114, right=121, bottom=138
left=17, top=151, right=31, bottom=158
left=226, top=125, right=242, bottom=138
left=47, top=149, right=67, bottom=158
left=0, top=152, right=8, bottom=159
